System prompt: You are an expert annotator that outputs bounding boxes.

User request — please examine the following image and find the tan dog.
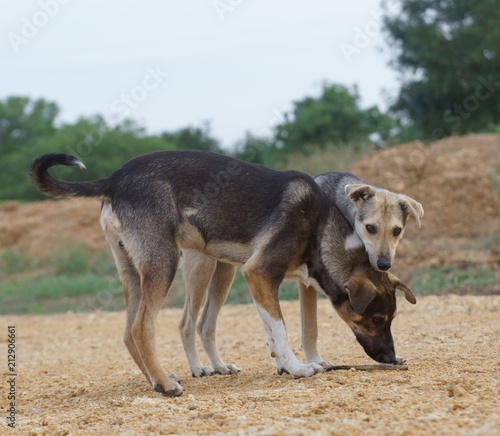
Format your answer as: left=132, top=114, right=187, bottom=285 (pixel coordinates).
left=317, top=172, right=424, bottom=272
left=179, top=172, right=423, bottom=377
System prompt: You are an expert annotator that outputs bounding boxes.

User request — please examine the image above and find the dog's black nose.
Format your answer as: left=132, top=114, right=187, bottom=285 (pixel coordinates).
left=377, top=260, right=391, bottom=271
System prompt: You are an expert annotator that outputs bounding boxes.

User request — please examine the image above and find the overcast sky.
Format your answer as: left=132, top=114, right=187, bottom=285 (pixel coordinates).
left=1, top=0, right=400, bottom=149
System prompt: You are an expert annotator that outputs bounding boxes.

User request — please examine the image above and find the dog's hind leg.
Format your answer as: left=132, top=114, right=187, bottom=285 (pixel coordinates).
left=179, top=250, right=218, bottom=377
left=113, top=246, right=150, bottom=381
left=131, top=243, right=184, bottom=397
left=299, top=283, right=334, bottom=371
left=102, top=208, right=151, bottom=382
left=198, top=261, right=241, bottom=375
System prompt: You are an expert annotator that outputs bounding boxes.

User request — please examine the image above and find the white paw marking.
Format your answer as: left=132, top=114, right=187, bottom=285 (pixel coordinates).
left=254, top=304, right=323, bottom=379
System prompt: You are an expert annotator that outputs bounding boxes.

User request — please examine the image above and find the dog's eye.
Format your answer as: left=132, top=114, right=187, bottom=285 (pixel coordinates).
left=372, top=316, right=385, bottom=325
left=393, top=227, right=402, bottom=237
left=365, top=225, right=376, bottom=234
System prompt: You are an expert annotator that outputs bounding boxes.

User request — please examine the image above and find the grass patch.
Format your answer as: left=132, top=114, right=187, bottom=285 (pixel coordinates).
left=486, top=233, right=500, bottom=251
left=0, top=242, right=315, bottom=314
left=225, top=270, right=326, bottom=304
left=226, top=270, right=252, bottom=305
left=0, top=273, right=122, bottom=314
left=168, top=270, right=306, bottom=309
left=460, top=233, right=500, bottom=251
left=408, top=264, right=499, bottom=295
left=1, top=249, right=27, bottom=274
left=0, top=243, right=123, bottom=314
left=489, top=167, right=500, bottom=198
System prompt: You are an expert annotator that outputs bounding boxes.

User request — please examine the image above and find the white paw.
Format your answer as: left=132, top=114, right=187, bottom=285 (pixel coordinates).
left=168, top=373, right=182, bottom=383
left=213, top=364, right=241, bottom=375
left=154, top=379, right=184, bottom=397
left=395, top=355, right=407, bottom=365
left=317, top=360, right=335, bottom=371
left=290, top=364, right=317, bottom=379
left=190, top=366, right=215, bottom=377
left=307, top=362, right=326, bottom=373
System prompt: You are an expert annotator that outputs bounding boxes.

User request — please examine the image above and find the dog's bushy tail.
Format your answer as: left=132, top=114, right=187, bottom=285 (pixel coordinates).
left=30, top=153, right=110, bottom=199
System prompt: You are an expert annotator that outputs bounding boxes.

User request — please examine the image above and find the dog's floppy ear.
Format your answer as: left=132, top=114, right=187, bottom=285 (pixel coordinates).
left=345, top=184, right=376, bottom=205
left=398, top=195, right=424, bottom=228
left=387, top=272, right=417, bottom=304
left=343, top=275, right=378, bottom=315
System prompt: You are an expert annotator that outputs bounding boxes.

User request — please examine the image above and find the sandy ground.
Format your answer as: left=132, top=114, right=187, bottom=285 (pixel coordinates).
left=1, top=295, right=499, bottom=435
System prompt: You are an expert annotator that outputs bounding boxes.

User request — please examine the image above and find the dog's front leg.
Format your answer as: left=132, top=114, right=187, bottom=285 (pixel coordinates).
left=243, top=269, right=324, bottom=378
left=298, top=283, right=334, bottom=371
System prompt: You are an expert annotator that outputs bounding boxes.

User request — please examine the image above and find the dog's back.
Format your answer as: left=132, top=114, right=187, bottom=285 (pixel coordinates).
left=32, top=151, right=327, bottom=254
left=101, top=151, right=328, bottom=267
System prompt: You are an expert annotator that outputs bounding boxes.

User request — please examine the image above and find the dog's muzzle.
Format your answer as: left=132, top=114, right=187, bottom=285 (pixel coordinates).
left=374, top=351, right=397, bottom=364
left=376, top=259, right=391, bottom=271
left=354, top=331, right=397, bottom=364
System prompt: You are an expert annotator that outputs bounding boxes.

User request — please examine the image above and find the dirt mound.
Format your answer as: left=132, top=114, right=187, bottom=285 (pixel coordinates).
left=351, top=134, right=500, bottom=239
left=1, top=134, right=499, bottom=260
left=0, top=198, right=105, bottom=258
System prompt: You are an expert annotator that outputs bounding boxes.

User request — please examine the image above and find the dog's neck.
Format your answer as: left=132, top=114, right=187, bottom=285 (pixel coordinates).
left=337, top=201, right=357, bottom=227
left=302, top=204, right=366, bottom=303
left=313, top=172, right=358, bottom=228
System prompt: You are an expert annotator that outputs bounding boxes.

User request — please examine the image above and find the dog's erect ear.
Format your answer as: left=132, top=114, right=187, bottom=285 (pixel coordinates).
left=398, top=195, right=424, bottom=228
left=345, top=184, right=376, bottom=205
left=343, top=276, right=378, bottom=315
left=387, top=272, right=417, bottom=304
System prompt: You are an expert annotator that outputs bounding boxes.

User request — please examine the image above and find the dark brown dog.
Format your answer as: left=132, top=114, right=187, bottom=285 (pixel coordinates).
left=31, top=151, right=416, bottom=397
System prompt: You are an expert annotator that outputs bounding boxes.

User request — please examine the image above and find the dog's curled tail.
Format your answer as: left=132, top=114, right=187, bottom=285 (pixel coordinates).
left=30, top=153, right=110, bottom=199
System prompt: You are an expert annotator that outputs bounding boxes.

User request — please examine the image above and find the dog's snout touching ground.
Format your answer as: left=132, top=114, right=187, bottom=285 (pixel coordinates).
left=374, top=352, right=397, bottom=364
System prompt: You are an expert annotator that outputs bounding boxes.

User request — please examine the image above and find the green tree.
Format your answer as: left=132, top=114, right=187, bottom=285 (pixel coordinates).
left=0, top=97, right=60, bottom=200
left=0, top=97, right=59, bottom=151
left=160, top=122, right=223, bottom=153
left=274, top=83, right=394, bottom=153
left=233, top=132, right=279, bottom=166
left=383, top=0, right=500, bottom=138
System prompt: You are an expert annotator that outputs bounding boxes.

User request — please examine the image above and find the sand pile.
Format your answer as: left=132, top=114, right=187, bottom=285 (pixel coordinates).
left=0, top=198, right=104, bottom=258
left=351, top=134, right=500, bottom=239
